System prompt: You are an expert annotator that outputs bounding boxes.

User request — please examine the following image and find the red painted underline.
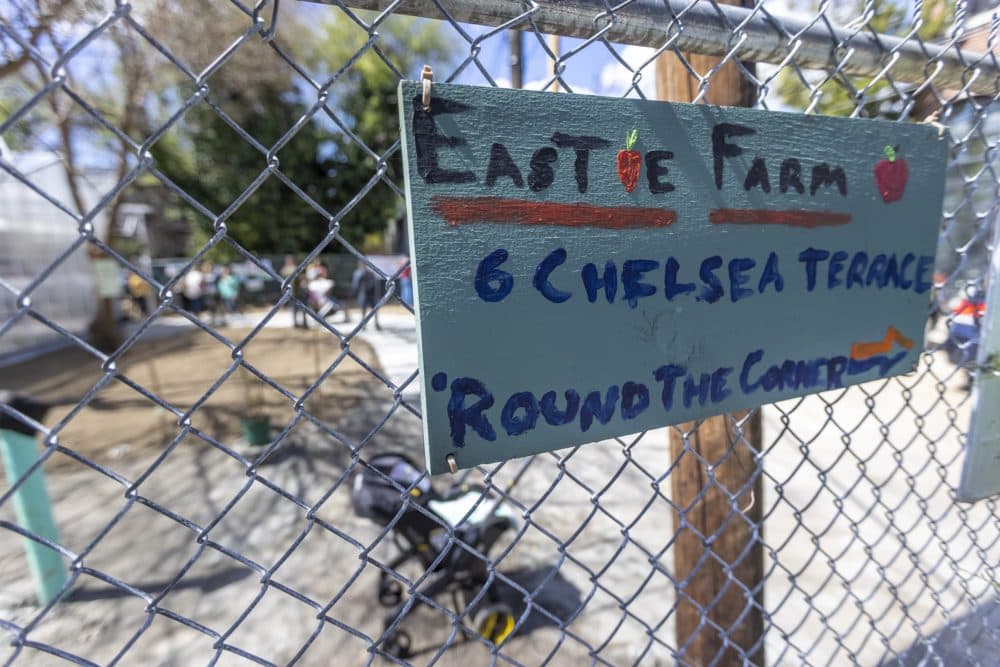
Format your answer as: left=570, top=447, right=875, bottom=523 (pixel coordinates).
left=709, top=208, right=851, bottom=228
left=430, top=196, right=677, bottom=230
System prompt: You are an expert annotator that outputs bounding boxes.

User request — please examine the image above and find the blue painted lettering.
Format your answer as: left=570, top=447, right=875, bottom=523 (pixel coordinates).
left=534, top=248, right=572, bottom=303
left=698, top=255, right=724, bottom=303
left=728, top=257, right=756, bottom=302
left=798, top=247, right=830, bottom=291
left=826, top=356, right=847, bottom=389
left=621, top=381, right=650, bottom=420
left=828, top=250, right=848, bottom=289
left=540, top=389, right=580, bottom=426
left=665, top=257, right=696, bottom=300
left=916, top=255, right=934, bottom=294
left=622, top=259, right=659, bottom=308
left=898, top=253, right=914, bottom=290
left=758, top=252, right=784, bottom=294
left=501, top=391, right=540, bottom=436
left=582, top=261, right=618, bottom=303
left=866, top=254, right=887, bottom=287
left=846, top=251, right=868, bottom=288
left=580, top=386, right=620, bottom=432
left=448, top=377, right=496, bottom=446
left=740, top=350, right=764, bottom=393
left=883, top=255, right=900, bottom=288
left=475, top=249, right=514, bottom=302
left=653, top=364, right=686, bottom=411
left=710, top=367, right=733, bottom=403
left=683, top=373, right=711, bottom=408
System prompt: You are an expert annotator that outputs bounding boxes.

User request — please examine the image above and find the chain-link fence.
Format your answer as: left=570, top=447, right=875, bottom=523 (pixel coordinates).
left=2, top=0, right=1000, bottom=665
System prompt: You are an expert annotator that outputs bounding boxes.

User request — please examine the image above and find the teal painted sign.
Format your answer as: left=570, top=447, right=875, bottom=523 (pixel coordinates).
left=398, top=82, right=948, bottom=474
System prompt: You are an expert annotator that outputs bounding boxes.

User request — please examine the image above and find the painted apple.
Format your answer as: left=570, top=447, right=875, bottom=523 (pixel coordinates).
left=874, top=145, right=908, bottom=203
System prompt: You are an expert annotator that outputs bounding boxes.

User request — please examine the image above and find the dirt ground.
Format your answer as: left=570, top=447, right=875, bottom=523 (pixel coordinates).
left=0, top=319, right=632, bottom=666
left=0, top=321, right=385, bottom=471
left=2, top=314, right=998, bottom=666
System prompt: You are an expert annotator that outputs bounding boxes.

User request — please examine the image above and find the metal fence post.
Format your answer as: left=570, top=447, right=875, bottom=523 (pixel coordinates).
left=0, top=394, right=66, bottom=605
left=656, top=4, right=765, bottom=662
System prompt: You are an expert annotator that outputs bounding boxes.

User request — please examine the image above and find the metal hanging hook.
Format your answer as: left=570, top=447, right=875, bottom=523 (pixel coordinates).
left=421, top=65, right=433, bottom=111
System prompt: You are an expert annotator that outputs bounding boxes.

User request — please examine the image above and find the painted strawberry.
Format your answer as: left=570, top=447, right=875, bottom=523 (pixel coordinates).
left=874, top=145, right=908, bottom=203
left=617, top=129, right=641, bottom=193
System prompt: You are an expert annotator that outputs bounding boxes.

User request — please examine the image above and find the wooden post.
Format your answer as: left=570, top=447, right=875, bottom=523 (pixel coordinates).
left=548, top=34, right=560, bottom=92
left=0, top=394, right=66, bottom=605
left=655, top=6, right=765, bottom=664
left=509, top=29, right=523, bottom=90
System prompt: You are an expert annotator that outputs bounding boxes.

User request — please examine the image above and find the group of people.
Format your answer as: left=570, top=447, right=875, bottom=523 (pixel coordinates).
left=123, top=260, right=242, bottom=326
left=278, top=255, right=413, bottom=330
left=178, top=261, right=242, bottom=326
left=281, top=256, right=344, bottom=328
left=127, top=255, right=413, bottom=329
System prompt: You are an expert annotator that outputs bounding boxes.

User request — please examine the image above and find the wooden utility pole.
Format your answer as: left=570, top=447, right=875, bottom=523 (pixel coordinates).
left=655, top=2, right=765, bottom=664
left=548, top=34, right=560, bottom=92
left=509, top=30, right=523, bottom=90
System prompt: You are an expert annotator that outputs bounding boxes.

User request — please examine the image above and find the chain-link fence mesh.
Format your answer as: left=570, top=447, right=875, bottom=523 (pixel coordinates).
left=2, top=0, right=999, bottom=665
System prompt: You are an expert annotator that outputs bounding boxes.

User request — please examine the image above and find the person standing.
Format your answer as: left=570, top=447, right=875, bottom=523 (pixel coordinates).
left=294, top=273, right=310, bottom=328
left=217, top=265, right=240, bottom=326
left=201, top=261, right=222, bottom=326
left=183, top=264, right=204, bottom=315
left=126, top=270, right=151, bottom=319
left=352, top=260, right=382, bottom=330
left=280, top=255, right=304, bottom=327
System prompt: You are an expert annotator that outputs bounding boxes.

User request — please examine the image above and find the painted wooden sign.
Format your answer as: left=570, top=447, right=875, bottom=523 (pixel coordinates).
left=398, top=82, right=948, bottom=474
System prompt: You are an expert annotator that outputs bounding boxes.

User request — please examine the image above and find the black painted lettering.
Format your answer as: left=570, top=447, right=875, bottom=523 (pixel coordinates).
left=528, top=147, right=558, bottom=192
left=485, top=143, right=523, bottom=188
left=644, top=150, right=674, bottom=194
left=551, top=132, right=612, bottom=194
left=779, top=158, right=805, bottom=194
left=412, top=95, right=476, bottom=184
left=810, top=163, right=847, bottom=196
left=744, top=157, right=771, bottom=192
left=712, top=123, right=755, bottom=190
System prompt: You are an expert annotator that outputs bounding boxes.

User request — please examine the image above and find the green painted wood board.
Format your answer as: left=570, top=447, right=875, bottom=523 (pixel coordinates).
left=0, top=429, right=67, bottom=604
left=397, top=82, right=948, bottom=474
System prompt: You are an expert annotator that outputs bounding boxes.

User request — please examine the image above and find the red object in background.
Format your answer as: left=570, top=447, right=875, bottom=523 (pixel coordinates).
left=874, top=145, right=909, bottom=203
left=954, top=298, right=986, bottom=318
left=617, top=129, right=641, bottom=193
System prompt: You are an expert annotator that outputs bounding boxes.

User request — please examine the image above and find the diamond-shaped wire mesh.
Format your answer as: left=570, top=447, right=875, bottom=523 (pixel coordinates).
left=1, top=0, right=999, bottom=665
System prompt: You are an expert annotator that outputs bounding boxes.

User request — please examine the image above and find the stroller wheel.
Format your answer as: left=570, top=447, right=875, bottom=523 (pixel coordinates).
left=378, top=578, right=404, bottom=606
left=383, top=629, right=412, bottom=659
left=474, top=603, right=516, bottom=646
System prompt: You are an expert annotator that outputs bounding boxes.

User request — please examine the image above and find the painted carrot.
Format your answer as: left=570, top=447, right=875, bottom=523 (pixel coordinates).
left=617, top=129, right=641, bottom=193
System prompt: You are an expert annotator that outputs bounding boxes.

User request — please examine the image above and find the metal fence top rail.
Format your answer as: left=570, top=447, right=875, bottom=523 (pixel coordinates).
left=310, top=0, right=1000, bottom=97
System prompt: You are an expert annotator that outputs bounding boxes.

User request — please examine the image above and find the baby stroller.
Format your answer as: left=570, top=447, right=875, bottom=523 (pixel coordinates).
left=351, top=453, right=518, bottom=658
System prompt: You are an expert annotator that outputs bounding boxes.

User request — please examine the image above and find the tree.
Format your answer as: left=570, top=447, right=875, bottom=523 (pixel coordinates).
left=1, top=0, right=162, bottom=349
left=299, top=13, right=458, bottom=252
left=3, top=2, right=457, bottom=350
left=151, top=11, right=458, bottom=258
left=777, top=0, right=952, bottom=118
left=0, top=0, right=79, bottom=80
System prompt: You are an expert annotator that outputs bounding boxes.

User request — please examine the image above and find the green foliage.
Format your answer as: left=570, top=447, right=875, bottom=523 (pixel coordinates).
left=777, top=0, right=952, bottom=118
left=300, top=15, right=457, bottom=252
left=151, top=84, right=336, bottom=261
left=152, top=12, right=457, bottom=259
